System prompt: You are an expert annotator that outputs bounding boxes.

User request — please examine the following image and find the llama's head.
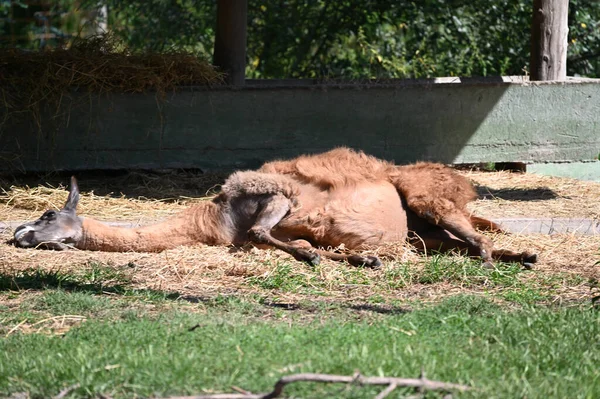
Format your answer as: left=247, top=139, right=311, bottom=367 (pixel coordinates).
left=13, top=177, right=83, bottom=250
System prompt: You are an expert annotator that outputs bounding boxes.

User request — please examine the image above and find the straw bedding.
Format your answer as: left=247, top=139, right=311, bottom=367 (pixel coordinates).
left=1, top=169, right=598, bottom=304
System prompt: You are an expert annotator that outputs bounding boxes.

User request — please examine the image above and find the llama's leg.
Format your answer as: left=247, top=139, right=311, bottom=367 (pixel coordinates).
left=247, top=195, right=322, bottom=266
left=248, top=197, right=382, bottom=268
left=469, top=215, right=505, bottom=233
left=410, top=233, right=537, bottom=268
left=314, top=250, right=382, bottom=267
left=405, top=196, right=497, bottom=266
left=286, top=239, right=382, bottom=267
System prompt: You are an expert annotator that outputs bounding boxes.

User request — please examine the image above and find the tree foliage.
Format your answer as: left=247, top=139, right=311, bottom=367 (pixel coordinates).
left=3, top=0, right=600, bottom=78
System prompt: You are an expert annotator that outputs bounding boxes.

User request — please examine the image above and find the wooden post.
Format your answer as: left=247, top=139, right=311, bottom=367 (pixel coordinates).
left=213, top=0, right=248, bottom=85
left=95, top=4, right=108, bottom=33
left=530, top=0, right=569, bottom=81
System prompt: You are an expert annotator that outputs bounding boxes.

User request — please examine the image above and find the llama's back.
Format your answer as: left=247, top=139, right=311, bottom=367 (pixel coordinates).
left=389, top=162, right=478, bottom=211
left=259, top=147, right=393, bottom=189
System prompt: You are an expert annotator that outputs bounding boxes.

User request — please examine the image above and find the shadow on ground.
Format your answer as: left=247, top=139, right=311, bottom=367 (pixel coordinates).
left=476, top=186, right=559, bottom=201
left=0, top=170, right=227, bottom=201
left=0, top=268, right=182, bottom=300
left=3, top=169, right=563, bottom=204
left=0, top=269, right=409, bottom=316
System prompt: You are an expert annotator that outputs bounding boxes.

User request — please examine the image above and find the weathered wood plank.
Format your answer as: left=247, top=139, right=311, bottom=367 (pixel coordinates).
left=213, top=0, right=248, bottom=85
left=530, top=0, right=569, bottom=81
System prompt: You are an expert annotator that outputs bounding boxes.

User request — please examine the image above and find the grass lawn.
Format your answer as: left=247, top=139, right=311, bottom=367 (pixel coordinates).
left=1, top=169, right=599, bottom=398
left=1, top=265, right=598, bottom=399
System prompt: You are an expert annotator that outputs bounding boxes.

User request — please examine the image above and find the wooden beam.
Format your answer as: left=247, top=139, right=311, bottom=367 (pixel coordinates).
left=530, top=0, right=569, bottom=81
left=213, top=0, right=248, bottom=85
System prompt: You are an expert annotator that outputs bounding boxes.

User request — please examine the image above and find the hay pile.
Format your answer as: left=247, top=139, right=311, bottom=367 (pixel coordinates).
left=0, top=34, right=223, bottom=126
left=0, top=34, right=223, bottom=93
left=0, top=229, right=596, bottom=305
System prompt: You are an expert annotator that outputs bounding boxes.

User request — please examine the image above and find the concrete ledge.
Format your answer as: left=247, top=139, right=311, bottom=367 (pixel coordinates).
left=495, top=218, right=600, bottom=235
left=528, top=161, right=600, bottom=182
left=1, top=76, right=599, bottom=172
left=2, top=218, right=599, bottom=236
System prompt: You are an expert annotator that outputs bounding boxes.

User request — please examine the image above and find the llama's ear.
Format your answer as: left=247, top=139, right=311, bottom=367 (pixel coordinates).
left=64, top=176, right=80, bottom=212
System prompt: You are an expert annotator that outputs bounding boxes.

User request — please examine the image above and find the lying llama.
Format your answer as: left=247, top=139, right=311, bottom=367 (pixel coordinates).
left=13, top=148, right=537, bottom=268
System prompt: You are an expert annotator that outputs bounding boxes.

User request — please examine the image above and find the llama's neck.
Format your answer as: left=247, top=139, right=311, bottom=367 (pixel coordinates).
left=76, top=201, right=232, bottom=252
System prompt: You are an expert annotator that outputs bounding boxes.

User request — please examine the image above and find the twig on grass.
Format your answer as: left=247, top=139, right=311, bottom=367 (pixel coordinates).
left=4, top=319, right=27, bottom=337
left=231, top=386, right=252, bottom=395
left=373, top=382, right=398, bottom=399
left=160, top=371, right=471, bottom=399
left=53, top=383, right=81, bottom=399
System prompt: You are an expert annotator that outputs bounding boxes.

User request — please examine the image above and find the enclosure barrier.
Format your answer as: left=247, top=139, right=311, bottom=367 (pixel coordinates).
left=1, top=76, right=599, bottom=180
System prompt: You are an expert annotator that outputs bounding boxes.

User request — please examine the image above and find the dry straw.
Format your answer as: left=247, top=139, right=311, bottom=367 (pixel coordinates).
left=0, top=34, right=223, bottom=131
left=466, top=170, right=600, bottom=220
left=0, top=139, right=598, bottom=306
left=0, top=170, right=226, bottom=221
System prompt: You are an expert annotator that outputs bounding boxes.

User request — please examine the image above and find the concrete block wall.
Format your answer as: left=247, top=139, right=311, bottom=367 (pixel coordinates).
left=1, top=76, right=598, bottom=179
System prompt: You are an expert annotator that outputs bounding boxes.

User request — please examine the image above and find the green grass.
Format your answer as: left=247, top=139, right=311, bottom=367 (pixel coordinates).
left=246, top=255, right=583, bottom=305
left=1, top=294, right=598, bottom=399
left=0, top=263, right=181, bottom=303
left=0, top=259, right=595, bottom=398
left=246, top=261, right=323, bottom=292
left=2, top=255, right=585, bottom=308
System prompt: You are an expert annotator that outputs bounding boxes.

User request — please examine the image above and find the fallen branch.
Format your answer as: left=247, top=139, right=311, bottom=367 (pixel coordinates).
left=53, top=383, right=81, bottom=399
left=162, top=371, right=471, bottom=399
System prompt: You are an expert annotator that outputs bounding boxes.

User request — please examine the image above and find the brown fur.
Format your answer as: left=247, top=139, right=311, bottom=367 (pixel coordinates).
left=259, top=147, right=394, bottom=189
left=13, top=147, right=536, bottom=267
left=469, top=215, right=505, bottom=233
left=256, top=148, right=535, bottom=266
left=79, top=202, right=230, bottom=252
left=262, top=148, right=485, bottom=230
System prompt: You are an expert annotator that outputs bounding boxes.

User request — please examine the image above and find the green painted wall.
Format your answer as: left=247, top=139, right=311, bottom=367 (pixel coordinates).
left=1, top=77, right=599, bottom=173
left=528, top=161, right=600, bottom=182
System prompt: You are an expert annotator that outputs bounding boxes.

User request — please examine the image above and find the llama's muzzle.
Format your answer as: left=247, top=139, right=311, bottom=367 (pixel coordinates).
left=14, top=224, right=34, bottom=243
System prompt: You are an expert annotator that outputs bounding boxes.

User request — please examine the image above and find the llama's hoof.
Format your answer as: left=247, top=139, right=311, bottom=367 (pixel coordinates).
left=247, top=228, right=268, bottom=244
left=293, top=249, right=320, bottom=266
left=304, top=253, right=321, bottom=266
left=348, top=255, right=382, bottom=268
left=522, top=262, right=534, bottom=270
left=482, top=261, right=495, bottom=270
left=522, top=252, right=538, bottom=264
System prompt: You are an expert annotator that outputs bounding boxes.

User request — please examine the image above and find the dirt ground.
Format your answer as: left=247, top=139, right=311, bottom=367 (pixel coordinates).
left=1, top=168, right=598, bottom=304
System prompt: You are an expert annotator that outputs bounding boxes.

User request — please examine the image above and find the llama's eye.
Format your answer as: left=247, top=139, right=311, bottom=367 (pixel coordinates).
left=43, top=210, right=57, bottom=220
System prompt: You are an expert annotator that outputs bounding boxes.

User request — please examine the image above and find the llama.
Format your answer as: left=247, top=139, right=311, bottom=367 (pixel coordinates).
left=259, top=148, right=532, bottom=266
left=12, top=148, right=537, bottom=268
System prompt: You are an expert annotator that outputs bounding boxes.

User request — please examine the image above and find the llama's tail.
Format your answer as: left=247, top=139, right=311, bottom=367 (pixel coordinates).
left=469, top=215, right=505, bottom=233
